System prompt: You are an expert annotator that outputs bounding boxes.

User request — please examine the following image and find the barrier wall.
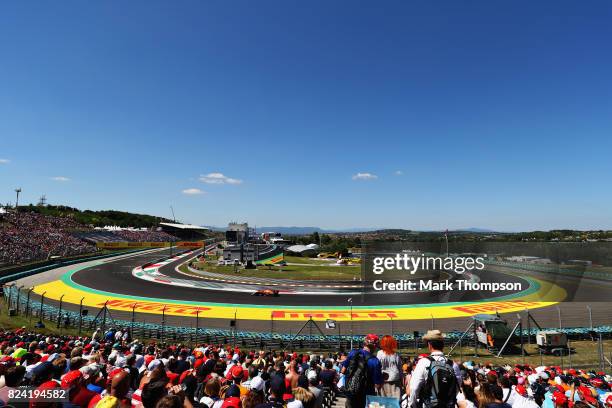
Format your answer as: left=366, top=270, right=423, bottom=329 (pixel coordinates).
left=96, top=241, right=204, bottom=249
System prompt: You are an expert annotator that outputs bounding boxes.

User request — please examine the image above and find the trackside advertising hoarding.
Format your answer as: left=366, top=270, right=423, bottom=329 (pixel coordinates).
left=96, top=241, right=204, bottom=249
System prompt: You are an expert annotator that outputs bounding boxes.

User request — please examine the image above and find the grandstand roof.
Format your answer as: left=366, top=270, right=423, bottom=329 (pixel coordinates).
left=159, top=222, right=208, bottom=230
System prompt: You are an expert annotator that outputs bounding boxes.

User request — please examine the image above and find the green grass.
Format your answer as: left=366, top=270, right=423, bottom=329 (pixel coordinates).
left=0, top=299, right=83, bottom=337
left=284, top=255, right=345, bottom=265
left=182, top=260, right=361, bottom=281
left=438, top=340, right=612, bottom=371
left=182, top=257, right=444, bottom=282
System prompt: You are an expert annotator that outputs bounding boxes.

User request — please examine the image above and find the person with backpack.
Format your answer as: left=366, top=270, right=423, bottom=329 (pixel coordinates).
left=408, top=330, right=461, bottom=408
left=341, top=334, right=383, bottom=408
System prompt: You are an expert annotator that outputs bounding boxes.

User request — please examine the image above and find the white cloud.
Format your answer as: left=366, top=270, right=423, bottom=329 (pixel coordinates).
left=199, top=172, right=243, bottom=185
left=352, top=172, right=378, bottom=181
left=394, top=170, right=403, bottom=176
left=182, top=188, right=205, bottom=195
left=0, top=159, right=10, bottom=164
left=51, top=176, right=70, bottom=182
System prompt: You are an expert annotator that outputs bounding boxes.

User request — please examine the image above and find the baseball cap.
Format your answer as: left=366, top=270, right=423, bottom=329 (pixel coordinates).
left=230, top=365, right=244, bottom=379
left=249, top=376, right=265, bottom=392
left=32, top=361, right=54, bottom=379
left=79, top=363, right=101, bottom=379
left=364, top=334, right=379, bottom=345
left=61, top=370, right=83, bottom=389
left=221, top=397, right=241, bottom=408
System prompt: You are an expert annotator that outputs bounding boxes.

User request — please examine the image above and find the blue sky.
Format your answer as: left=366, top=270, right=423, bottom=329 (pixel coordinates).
left=1, top=1, right=611, bottom=231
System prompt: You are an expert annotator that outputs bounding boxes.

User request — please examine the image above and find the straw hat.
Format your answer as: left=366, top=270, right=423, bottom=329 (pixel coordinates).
left=422, top=329, right=445, bottom=341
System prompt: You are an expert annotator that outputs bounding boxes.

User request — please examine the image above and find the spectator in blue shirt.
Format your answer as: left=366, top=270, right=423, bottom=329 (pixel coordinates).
left=341, top=334, right=383, bottom=408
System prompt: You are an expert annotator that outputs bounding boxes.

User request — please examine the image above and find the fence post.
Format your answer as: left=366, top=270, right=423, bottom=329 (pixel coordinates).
left=6, top=284, right=14, bottom=311
left=101, top=300, right=108, bottom=332
left=131, top=303, right=137, bottom=341
left=26, top=287, right=33, bottom=317
left=518, top=313, right=525, bottom=365
left=38, top=291, right=47, bottom=325
left=525, top=309, right=531, bottom=345
left=16, top=286, right=23, bottom=314
left=195, top=309, right=200, bottom=346
left=598, top=333, right=604, bottom=371
left=57, top=294, right=65, bottom=328
left=567, top=337, right=572, bottom=368
left=78, top=297, right=85, bottom=336
left=161, top=306, right=167, bottom=344
left=587, top=305, right=593, bottom=330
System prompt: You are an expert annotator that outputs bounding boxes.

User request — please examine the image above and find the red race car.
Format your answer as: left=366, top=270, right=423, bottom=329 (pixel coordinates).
left=251, top=289, right=280, bottom=297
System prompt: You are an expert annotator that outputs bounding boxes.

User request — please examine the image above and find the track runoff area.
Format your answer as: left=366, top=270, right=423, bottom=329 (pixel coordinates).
left=18, top=243, right=612, bottom=333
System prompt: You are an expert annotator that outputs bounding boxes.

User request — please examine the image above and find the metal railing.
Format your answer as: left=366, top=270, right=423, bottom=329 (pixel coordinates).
left=2, top=285, right=611, bottom=354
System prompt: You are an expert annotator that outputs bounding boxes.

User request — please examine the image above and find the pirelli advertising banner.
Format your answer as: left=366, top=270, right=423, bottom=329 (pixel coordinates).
left=96, top=241, right=204, bottom=249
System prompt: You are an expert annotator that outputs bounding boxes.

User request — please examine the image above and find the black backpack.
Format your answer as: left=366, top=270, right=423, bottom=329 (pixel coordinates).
left=420, top=357, right=457, bottom=408
left=345, top=351, right=373, bottom=396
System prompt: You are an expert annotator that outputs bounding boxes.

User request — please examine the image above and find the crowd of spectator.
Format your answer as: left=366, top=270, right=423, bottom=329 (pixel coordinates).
left=0, top=211, right=181, bottom=266
left=0, top=212, right=95, bottom=266
left=0, top=327, right=609, bottom=408
left=111, top=231, right=179, bottom=243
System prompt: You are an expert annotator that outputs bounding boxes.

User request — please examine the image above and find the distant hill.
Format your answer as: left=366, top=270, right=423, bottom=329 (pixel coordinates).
left=205, top=226, right=382, bottom=235
left=453, top=227, right=497, bottom=233
left=18, top=205, right=173, bottom=228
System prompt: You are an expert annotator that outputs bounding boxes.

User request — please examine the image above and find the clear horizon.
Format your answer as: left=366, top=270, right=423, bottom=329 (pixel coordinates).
left=1, top=1, right=611, bottom=231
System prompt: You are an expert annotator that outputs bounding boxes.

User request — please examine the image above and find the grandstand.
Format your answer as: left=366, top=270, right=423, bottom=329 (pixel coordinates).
left=159, top=222, right=209, bottom=240
left=74, top=231, right=128, bottom=243
left=0, top=209, right=186, bottom=267
left=0, top=210, right=96, bottom=267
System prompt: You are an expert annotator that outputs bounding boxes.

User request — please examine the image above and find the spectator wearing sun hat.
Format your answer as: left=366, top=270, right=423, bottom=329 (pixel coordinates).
left=409, top=329, right=461, bottom=408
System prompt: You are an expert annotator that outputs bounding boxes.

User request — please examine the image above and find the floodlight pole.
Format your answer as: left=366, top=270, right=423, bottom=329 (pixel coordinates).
left=15, top=188, right=22, bottom=209
left=445, top=231, right=449, bottom=257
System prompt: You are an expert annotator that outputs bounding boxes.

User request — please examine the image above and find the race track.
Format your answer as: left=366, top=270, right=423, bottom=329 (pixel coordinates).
left=13, top=248, right=612, bottom=334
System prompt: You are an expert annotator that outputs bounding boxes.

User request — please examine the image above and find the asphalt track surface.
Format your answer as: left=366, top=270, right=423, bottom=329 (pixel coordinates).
left=71, top=249, right=533, bottom=305
left=21, top=248, right=612, bottom=333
